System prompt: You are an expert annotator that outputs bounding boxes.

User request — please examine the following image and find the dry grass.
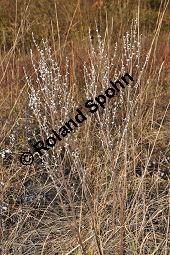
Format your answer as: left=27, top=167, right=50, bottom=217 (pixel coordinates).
left=0, top=0, right=170, bottom=254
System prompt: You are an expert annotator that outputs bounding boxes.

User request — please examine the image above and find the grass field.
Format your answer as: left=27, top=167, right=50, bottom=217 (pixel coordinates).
left=0, top=0, right=170, bottom=254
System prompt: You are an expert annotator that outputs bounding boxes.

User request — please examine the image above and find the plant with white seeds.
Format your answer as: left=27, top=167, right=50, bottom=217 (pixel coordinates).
left=1, top=4, right=169, bottom=253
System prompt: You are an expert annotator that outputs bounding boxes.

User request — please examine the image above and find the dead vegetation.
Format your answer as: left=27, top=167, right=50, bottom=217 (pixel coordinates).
left=0, top=1, right=169, bottom=254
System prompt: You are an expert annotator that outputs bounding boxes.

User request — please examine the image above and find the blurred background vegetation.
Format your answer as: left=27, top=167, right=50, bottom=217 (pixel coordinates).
left=0, top=0, right=169, bottom=53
